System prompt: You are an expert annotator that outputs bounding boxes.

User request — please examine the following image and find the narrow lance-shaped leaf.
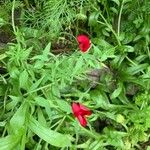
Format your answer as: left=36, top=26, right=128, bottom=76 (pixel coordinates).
left=28, top=116, right=72, bottom=147
left=10, top=102, right=28, bottom=133
left=0, top=134, right=21, bottom=150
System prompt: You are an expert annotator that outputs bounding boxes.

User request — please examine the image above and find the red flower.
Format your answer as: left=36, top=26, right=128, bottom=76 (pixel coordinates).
left=77, top=35, right=91, bottom=52
left=71, top=102, right=92, bottom=127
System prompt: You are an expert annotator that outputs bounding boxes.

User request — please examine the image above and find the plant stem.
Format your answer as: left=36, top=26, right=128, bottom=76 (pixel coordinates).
left=24, top=84, right=52, bottom=96
left=81, top=127, right=100, bottom=140
left=98, top=13, right=121, bottom=46
left=117, top=0, right=124, bottom=36
left=80, top=0, right=84, bottom=13
left=55, top=116, right=66, bottom=131
left=126, top=56, right=145, bottom=74
left=24, top=0, right=30, bottom=8
left=12, top=0, right=16, bottom=34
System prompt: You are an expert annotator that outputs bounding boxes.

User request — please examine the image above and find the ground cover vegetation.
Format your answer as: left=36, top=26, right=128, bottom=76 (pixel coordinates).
left=0, top=0, right=150, bottom=149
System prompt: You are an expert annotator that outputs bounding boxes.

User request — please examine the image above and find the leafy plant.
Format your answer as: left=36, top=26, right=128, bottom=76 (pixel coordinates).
left=0, top=0, right=150, bottom=149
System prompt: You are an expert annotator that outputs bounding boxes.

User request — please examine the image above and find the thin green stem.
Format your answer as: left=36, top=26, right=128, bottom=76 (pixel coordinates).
left=12, top=0, right=16, bottom=34
left=97, top=20, right=105, bottom=26
left=2, top=127, right=6, bottom=137
left=67, top=115, right=100, bottom=140
left=67, top=115, right=99, bottom=140
left=24, top=84, right=52, bottom=96
left=36, top=139, right=42, bottom=150
left=81, top=127, right=100, bottom=140
left=55, top=116, right=66, bottom=131
left=117, top=0, right=124, bottom=36
left=126, top=56, right=145, bottom=74
left=80, top=0, right=84, bottom=13
left=125, top=56, right=137, bottom=66
left=3, top=88, right=8, bottom=112
left=50, top=119, right=62, bottom=129
left=98, top=13, right=121, bottom=46
left=147, top=45, right=150, bottom=59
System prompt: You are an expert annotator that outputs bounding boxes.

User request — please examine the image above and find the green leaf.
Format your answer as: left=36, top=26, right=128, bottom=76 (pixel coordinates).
left=111, top=82, right=123, bottom=99
left=9, top=66, right=20, bottom=79
left=42, top=42, right=51, bottom=61
left=100, top=47, right=116, bottom=61
left=90, top=89, right=110, bottom=108
left=19, top=70, right=29, bottom=89
left=112, top=54, right=126, bottom=68
left=0, top=85, right=6, bottom=96
left=0, top=53, right=7, bottom=60
left=124, top=45, right=134, bottom=52
left=34, top=96, right=56, bottom=119
left=32, top=42, right=51, bottom=62
left=37, top=108, right=47, bottom=127
left=51, top=85, right=61, bottom=98
left=28, top=116, right=72, bottom=147
left=76, top=13, right=87, bottom=21
left=34, top=60, right=45, bottom=69
left=29, top=77, right=44, bottom=91
left=124, top=0, right=132, bottom=3
left=56, top=100, right=72, bottom=113
left=0, top=18, right=6, bottom=26
left=111, top=0, right=120, bottom=6
left=147, top=146, right=150, bottom=150
left=104, top=128, right=126, bottom=148
left=10, top=102, right=28, bottom=133
left=21, top=27, right=39, bottom=38
left=34, top=96, right=56, bottom=108
left=127, top=63, right=149, bottom=75
left=6, top=96, right=21, bottom=111
left=110, top=7, right=118, bottom=14
left=135, top=55, right=148, bottom=63
left=89, top=140, right=103, bottom=150
left=0, top=135, right=20, bottom=150
left=22, top=47, right=32, bottom=60
left=102, top=28, right=110, bottom=36
left=89, top=12, right=99, bottom=26
left=0, top=121, right=6, bottom=127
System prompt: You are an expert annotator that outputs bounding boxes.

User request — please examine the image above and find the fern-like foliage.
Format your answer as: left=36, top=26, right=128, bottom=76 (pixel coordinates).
left=23, top=0, right=96, bottom=39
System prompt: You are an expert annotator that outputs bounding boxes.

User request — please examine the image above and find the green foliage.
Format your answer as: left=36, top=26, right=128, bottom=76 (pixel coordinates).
left=0, top=0, right=150, bottom=149
left=28, top=116, right=72, bottom=147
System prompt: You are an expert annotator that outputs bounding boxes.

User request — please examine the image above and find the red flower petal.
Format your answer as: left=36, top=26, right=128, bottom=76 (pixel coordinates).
left=71, top=102, right=92, bottom=127
left=77, top=35, right=91, bottom=52
left=71, top=102, right=80, bottom=117
left=77, top=115, right=87, bottom=127
left=79, top=104, right=92, bottom=116
left=77, top=35, right=90, bottom=43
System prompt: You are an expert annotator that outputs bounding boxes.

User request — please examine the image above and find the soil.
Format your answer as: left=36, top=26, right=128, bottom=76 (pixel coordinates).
left=0, top=30, right=12, bottom=44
